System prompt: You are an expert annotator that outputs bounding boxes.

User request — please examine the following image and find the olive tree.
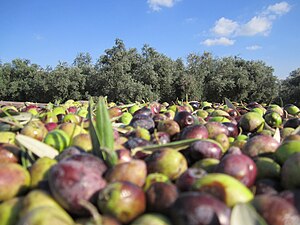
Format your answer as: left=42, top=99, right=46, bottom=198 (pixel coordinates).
left=91, top=39, right=158, bottom=103
left=203, top=56, right=279, bottom=103
left=185, top=52, right=214, bottom=101
left=281, top=68, right=300, bottom=105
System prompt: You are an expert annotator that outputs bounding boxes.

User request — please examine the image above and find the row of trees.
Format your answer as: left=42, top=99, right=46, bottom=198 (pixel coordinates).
left=0, top=39, right=299, bottom=105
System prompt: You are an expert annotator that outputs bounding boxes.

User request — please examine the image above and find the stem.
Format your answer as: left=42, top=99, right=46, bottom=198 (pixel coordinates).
left=78, top=199, right=103, bottom=225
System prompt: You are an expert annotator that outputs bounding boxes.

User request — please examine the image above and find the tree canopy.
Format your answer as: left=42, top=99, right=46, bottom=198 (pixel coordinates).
left=280, top=68, right=300, bottom=105
left=0, top=39, right=297, bottom=105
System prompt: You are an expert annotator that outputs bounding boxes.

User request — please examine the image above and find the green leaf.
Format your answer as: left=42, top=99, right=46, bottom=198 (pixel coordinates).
left=231, top=203, right=268, bottom=225
left=88, top=98, right=103, bottom=159
left=95, top=97, right=118, bottom=167
left=0, top=107, right=19, bottom=117
left=3, top=112, right=33, bottom=122
left=225, top=97, right=240, bottom=116
left=0, top=111, right=29, bottom=128
left=131, top=138, right=203, bottom=156
left=96, top=97, right=115, bottom=151
left=132, top=138, right=224, bottom=157
left=16, top=134, right=59, bottom=159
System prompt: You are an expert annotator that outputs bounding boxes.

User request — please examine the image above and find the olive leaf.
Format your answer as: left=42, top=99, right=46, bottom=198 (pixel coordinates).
left=3, top=112, right=33, bottom=121
left=225, top=97, right=240, bottom=116
left=0, top=107, right=19, bottom=117
left=89, top=97, right=118, bottom=167
left=96, top=97, right=115, bottom=152
left=88, top=98, right=102, bottom=159
left=16, top=134, right=59, bottom=159
left=1, top=112, right=35, bottom=127
left=131, top=138, right=200, bottom=155
left=273, top=127, right=281, bottom=143
left=231, top=203, right=268, bottom=225
left=131, top=138, right=223, bottom=155
left=0, top=111, right=31, bottom=129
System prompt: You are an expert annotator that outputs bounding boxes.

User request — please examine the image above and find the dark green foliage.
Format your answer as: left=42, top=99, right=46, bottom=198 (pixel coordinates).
left=89, top=39, right=159, bottom=103
left=280, top=68, right=300, bottom=106
left=0, top=38, right=295, bottom=104
left=203, top=57, right=280, bottom=103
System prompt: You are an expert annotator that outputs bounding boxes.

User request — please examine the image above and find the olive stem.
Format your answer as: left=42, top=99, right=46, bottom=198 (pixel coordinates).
left=78, top=199, right=103, bottom=225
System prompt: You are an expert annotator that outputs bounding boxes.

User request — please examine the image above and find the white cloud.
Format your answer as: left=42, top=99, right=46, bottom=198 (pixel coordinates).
left=212, top=17, right=239, bottom=36
left=237, top=16, right=272, bottom=36
left=201, top=37, right=235, bottom=46
left=246, top=45, right=262, bottom=50
left=266, top=1, right=291, bottom=15
left=207, top=1, right=291, bottom=41
left=147, top=0, right=177, bottom=11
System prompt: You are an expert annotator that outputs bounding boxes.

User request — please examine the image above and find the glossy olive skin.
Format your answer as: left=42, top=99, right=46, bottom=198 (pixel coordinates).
left=281, top=152, right=300, bottom=189
left=55, top=146, right=86, bottom=161
left=130, top=213, right=172, bottom=225
left=123, top=137, right=150, bottom=150
left=145, top=148, right=188, bottom=181
left=146, top=182, right=178, bottom=213
left=188, top=140, right=223, bottom=162
left=97, top=181, right=146, bottom=224
left=0, top=143, right=21, bottom=163
left=252, top=194, right=300, bottom=225
left=189, top=101, right=200, bottom=110
left=129, top=114, right=155, bottom=132
left=176, top=167, right=207, bottom=192
left=0, top=163, right=31, bottom=201
left=169, top=192, right=231, bottom=225
left=133, top=106, right=153, bottom=117
left=239, top=112, right=264, bottom=133
left=105, top=159, right=147, bottom=187
left=48, top=154, right=107, bottom=215
left=242, top=134, right=279, bottom=157
left=174, top=111, right=195, bottom=129
left=157, top=120, right=181, bottom=138
left=179, top=124, right=209, bottom=140
left=215, top=153, right=257, bottom=187
left=284, top=118, right=300, bottom=129
left=149, top=102, right=161, bottom=115
left=151, top=131, right=170, bottom=145
left=20, top=120, right=48, bottom=141
left=223, top=122, right=239, bottom=138
left=205, top=122, right=229, bottom=139
left=153, top=114, right=168, bottom=127
left=108, top=107, right=122, bottom=118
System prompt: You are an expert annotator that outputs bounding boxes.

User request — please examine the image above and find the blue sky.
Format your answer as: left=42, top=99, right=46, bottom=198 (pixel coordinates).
left=0, top=0, right=299, bottom=79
